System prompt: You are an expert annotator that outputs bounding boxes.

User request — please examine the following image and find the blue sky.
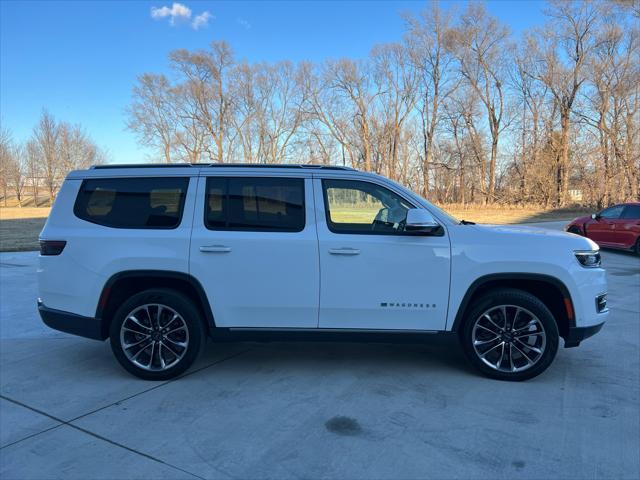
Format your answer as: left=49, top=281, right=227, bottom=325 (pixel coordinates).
left=1, top=1, right=547, bottom=163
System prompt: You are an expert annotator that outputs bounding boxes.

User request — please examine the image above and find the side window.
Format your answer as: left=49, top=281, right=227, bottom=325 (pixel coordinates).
left=74, top=177, right=189, bottom=229
left=600, top=205, right=625, bottom=219
left=204, top=177, right=305, bottom=232
left=322, top=179, right=413, bottom=234
left=621, top=205, right=640, bottom=219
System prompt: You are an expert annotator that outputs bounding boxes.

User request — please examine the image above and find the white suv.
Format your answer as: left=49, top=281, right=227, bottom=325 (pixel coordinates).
left=38, top=164, right=608, bottom=381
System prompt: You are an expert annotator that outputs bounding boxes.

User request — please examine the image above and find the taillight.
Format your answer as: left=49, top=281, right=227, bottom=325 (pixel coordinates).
left=40, top=240, right=67, bottom=256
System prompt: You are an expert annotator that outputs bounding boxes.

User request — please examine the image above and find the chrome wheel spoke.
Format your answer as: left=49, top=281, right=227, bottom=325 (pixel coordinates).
left=514, top=338, right=542, bottom=354
left=500, top=306, right=508, bottom=330
left=123, top=335, right=150, bottom=349
left=511, top=342, right=536, bottom=367
left=513, top=320, right=536, bottom=333
left=515, top=330, right=544, bottom=338
left=479, top=341, right=505, bottom=358
left=127, top=315, right=151, bottom=332
left=160, top=340, right=180, bottom=358
left=482, top=314, right=504, bottom=333
left=163, top=313, right=180, bottom=329
left=474, top=335, right=500, bottom=346
left=158, top=342, right=166, bottom=369
left=148, top=341, right=157, bottom=368
left=495, top=342, right=506, bottom=369
left=165, top=325, right=187, bottom=335
left=164, top=336, right=187, bottom=349
left=131, top=342, right=151, bottom=361
left=508, top=344, right=515, bottom=372
left=122, top=326, right=148, bottom=335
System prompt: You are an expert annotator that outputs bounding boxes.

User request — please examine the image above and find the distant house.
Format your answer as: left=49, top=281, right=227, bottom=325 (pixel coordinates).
left=568, top=188, right=583, bottom=202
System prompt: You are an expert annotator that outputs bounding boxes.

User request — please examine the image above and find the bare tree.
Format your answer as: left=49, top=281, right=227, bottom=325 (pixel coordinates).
left=169, top=41, right=236, bottom=162
left=0, top=127, right=12, bottom=206
left=450, top=3, right=511, bottom=203
left=25, top=139, right=41, bottom=205
left=526, top=1, right=603, bottom=206
left=404, top=4, right=457, bottom=196
left=6, top=143, right=26, bottom=207
left=32, top=110, right=60, bottom=204
left=127, top=74, right=176, bottom=163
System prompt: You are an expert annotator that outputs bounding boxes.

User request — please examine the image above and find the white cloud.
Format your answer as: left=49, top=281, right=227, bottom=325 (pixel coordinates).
left=192, top=11, right=212, bottom=30
left=151, top=3, right=192, bottom=26
left=236, top=17, right=251, bottom=30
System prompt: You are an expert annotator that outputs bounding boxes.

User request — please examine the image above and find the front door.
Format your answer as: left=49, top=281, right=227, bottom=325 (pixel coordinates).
left=314, top=177, right=451, bottom=331
left=588, top=205, right=625, bottom=246
left=189, top=174, right=319, bottom=328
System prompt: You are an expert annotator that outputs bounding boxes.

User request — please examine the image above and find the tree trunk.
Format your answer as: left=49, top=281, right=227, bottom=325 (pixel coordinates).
left=558, top=112, right=571, bottom=207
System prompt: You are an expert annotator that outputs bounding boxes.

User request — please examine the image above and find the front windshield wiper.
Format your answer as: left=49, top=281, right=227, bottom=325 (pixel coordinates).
left=459, top=219, right=476, bottom=225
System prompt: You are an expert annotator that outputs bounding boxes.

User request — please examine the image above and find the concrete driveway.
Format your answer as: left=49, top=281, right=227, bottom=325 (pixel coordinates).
left=1, top=222, right=639, bottom=479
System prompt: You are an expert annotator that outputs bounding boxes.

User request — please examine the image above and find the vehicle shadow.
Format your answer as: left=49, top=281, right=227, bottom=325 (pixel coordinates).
left=198, top=335, right=477, bottom=379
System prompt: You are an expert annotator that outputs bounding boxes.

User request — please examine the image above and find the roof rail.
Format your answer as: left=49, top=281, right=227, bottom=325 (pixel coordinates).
left=91, top=163, right=356, bottom=171
left=91, top=163, right=193, bottom=169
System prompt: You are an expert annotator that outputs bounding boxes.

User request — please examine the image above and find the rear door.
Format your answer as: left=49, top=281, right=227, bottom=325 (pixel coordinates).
left=617, top=204, right=640, bottom=248
left=189, top=173, right=319, bottom=328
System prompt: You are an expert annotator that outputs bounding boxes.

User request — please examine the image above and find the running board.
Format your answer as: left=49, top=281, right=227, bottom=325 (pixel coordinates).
left=210, top=327, right=449, bottom=344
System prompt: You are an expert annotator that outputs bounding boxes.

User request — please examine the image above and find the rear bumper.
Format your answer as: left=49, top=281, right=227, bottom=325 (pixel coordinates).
left=564, top=321, right=604, bottom=348
left=38, top=301, right=106, bottom=341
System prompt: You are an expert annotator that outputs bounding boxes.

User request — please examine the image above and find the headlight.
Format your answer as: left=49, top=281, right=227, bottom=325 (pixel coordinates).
left=574, top=250, right=601, bottom=268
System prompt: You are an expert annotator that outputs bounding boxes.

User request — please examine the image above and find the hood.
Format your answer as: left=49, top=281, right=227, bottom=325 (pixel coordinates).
left=471, top=224, right=599, bottom=250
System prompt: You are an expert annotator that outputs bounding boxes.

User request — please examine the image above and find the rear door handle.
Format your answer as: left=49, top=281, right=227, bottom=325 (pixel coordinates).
left=200, top=245, right=231, bottom=253
left=329, top=248, right=360, bottom=255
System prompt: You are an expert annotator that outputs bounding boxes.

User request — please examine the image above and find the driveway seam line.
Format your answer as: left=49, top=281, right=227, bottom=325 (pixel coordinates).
left=0, top=394, right=206, bottom=480
left=0, top=423, right=64, bottom=450
left=68, top=347, right=254, bottom=424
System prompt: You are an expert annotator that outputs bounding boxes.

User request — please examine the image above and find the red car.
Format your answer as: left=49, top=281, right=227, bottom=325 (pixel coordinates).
left=566, top=202, right=640, bottom=255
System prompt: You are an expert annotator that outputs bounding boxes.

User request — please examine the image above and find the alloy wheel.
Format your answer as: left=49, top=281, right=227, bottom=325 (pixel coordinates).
left=119, top=303, right=189, bottom=371
left=471, top=305, right=546, bottom=373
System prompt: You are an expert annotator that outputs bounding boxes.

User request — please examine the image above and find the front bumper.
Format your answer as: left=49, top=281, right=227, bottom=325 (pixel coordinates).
left=564, top=321, right=604, bottom=348
left=38, top=301, right=106, bottom=341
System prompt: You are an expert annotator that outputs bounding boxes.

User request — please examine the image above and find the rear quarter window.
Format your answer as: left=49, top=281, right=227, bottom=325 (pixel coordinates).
left=621, top=205, right=640, bottom=219
left=74, top=177, right=189, bottom=229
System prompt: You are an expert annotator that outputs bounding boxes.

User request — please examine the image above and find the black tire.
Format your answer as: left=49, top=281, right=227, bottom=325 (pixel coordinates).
left=459, top=288, right=559, bottom=381
left=567, top=226, right=582, bottom=236
left=109, top=289, right=205, bottom=380
left=635, top=238, right=640, bottom=257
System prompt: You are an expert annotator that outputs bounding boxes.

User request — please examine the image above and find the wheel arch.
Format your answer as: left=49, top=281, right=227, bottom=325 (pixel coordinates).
left=96, top=270, right=215, bottom=339
left=450, top=273, right=575, bottom=340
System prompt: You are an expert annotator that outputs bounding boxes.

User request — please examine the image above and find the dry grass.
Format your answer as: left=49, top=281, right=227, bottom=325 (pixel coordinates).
left=0, top=203, right=591, bottom=252
left=441, top=205, right=592, bottom=225
left=0, top=207, right=50, bottom=252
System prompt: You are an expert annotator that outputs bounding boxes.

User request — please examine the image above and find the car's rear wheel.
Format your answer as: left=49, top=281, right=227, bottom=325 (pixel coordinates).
left=110, top=289, right=205, bottom=380
left=460, top=289, right=559, bottom=381
left=567, top=226, right=582, bottom=236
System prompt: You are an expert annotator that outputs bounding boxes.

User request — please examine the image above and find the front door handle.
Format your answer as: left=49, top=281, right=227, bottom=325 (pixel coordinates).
left=329, top=248, right=360, bottom=255
left=200, top=245, right=231, bottom=253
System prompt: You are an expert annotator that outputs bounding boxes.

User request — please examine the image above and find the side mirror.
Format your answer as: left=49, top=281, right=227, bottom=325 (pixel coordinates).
left=405, top=209, right=442, bottom=235
left=591, top=213, right=600, bottom=220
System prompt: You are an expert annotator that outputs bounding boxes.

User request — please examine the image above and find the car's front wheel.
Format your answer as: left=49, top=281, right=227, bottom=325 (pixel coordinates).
left=567, top=225, right=582, bottom=236
left=460, top=288, right=559, bottom=381
left=109, top=289, right=205, bottom=380
left=635, top=238, right=640, bottom=257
